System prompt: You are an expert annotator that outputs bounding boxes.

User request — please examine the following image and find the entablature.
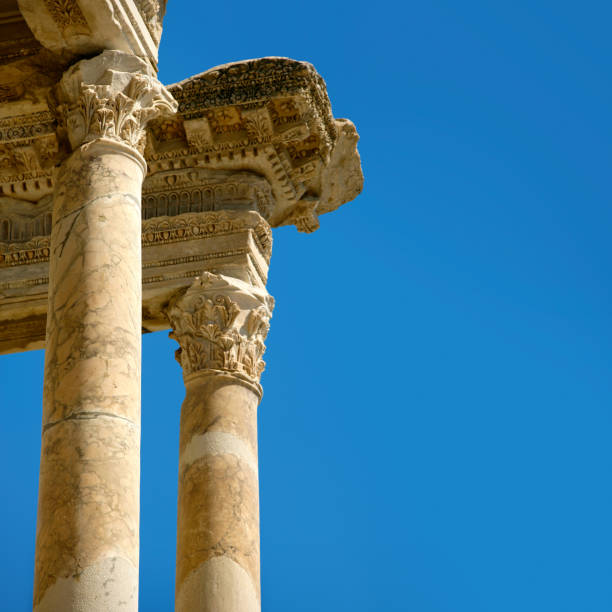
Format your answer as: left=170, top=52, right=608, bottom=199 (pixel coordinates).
left=17, top=0, right=165, bottom=67
left=0, top=56, right=363, bottom=229
left=0, top=56, right=363, bottom=355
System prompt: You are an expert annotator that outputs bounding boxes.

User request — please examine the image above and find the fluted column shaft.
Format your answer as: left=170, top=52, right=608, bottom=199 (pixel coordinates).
left=33, top=51, right=176, bottom=612
left=168, top=272, right=274, bottom=612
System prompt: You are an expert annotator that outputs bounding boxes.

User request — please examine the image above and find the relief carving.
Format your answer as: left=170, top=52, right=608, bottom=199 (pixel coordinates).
left=282, top=198, right=320, bottom=234
left=55, top=50, right=177, bottom=151
left=144, top=58, right=363, bottom=232
left=134, top=0, right=165, bottom=44
left=143, top=168, right=274, bottom=220
left=142, top=210, right=272, bottom=263
left=167, top=272, right=274, bottom=389
left=0, top=112, right=60, bottom=198
left=0, top=236, right=50, bottom=266
left=42, top=0, right=89, bottom=31
left=0, top=196, right=52, bottom=267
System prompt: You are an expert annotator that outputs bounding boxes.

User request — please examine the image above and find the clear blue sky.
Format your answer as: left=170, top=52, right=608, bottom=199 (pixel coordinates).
left=2, top=1, right=611, bottom=610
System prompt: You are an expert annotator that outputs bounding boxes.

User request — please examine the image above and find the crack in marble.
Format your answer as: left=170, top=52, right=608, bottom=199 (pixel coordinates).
left=43, top=411, right=137, bottom=433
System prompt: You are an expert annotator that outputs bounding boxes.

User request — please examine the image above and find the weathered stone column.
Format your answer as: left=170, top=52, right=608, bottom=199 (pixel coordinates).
left=167, top=271, right=274, bottom=612
left=33, top=50, right=176, bottom=611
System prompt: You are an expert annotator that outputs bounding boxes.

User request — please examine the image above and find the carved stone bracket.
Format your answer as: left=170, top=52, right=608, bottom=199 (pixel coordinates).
left=167, top=272, right=274, bottom=395
left=55, top=50, right=176, bottom=152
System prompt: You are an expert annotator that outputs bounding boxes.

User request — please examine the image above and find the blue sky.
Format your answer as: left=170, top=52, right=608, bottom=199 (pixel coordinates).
left=2, top=1, right=612, bottom=610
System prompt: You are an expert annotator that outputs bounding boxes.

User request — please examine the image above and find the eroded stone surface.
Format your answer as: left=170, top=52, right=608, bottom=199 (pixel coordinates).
left=34, top=50, right=175, bottom=609
left=0, top=56, right=362, bottom=353
left=149, top=57, right=364, bottom=229
left=175, top=376, right=262, bottom=611
left=17, top=0, right=164, bottom=66
left=35, top=418, right=140, bottom=610
left=35, top=141, right=144, bottom=610
left=0, top=18, right=363, bottom=611
left=168, top=271, right=274, bottom=394
left=55, top=49, right=176, bottom=152
left=34, top=556, right=138, bottom=612
left=168, top=273, right=273, bottom=611
left=42, top=145, right=144, bottom=425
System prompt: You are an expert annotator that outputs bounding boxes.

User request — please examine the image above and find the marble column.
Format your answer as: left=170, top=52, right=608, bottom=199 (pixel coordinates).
left=33, top=51, right=176, bottom=611
left=167, top=271, right=274, bottom=612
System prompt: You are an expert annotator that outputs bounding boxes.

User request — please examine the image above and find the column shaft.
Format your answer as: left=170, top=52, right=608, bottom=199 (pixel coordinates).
left=176, top=375, right=261, bottom=612
left=168, top=272, right=273, bottom=612
left=32, top=49, right=176, bottom=612
left=34, top=142, right=144, bottom=611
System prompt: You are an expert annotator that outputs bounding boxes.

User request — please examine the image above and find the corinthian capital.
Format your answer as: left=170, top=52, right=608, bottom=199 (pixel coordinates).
left=55, top=50, right=177, bottom=152
left=167, top=272, right=274, bottom=393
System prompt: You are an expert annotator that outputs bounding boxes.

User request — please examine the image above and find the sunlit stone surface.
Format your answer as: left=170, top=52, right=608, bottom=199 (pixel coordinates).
left=0, top=2, right=362, bottom=609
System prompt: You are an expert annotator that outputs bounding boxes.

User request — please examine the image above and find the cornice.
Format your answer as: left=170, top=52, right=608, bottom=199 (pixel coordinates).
left=0, top=57, right=363, bottom=229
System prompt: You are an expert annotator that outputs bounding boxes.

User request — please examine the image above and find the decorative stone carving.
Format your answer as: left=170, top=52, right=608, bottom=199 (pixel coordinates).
left=41, top=0, right=89, bottom=32
left=0, top=56, right=362, bottom=228
left=18, top=0, right=163, bottom=66
left=0, top=205, right=273, bottom=353
left=142, top=209, right=272, bottom=262
left=317, top=118, right=363, bottom=215
left=0, top=111, right=60, bottom=201
left=0, top=195, right=51, bottom=264
left=0, top=57, right=361, bottom=353
left=0, top=5, right=364, bottom=606
left=134, top=0, right=166, bottom=44
left=143, top=168, right=274, bottom=220
left=54, top=50, right=176, bottom=152
left=0, top=172, right=273, bottom=269
left=167, top=272, right=274, bottom=390
left=0, top=235, right=49, bottom=266
left=146, top=57, right=363, bottom=231
left=281, top=197, right=320, bottom=233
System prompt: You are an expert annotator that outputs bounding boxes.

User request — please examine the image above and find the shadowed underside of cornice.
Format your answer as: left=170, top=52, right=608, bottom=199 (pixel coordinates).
left=0, top=17, right=363, bottom=355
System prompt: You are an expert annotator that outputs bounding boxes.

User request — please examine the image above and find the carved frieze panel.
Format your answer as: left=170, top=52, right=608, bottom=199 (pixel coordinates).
left=0, top=112, right=59, bottom=201
left=0, top=182, right=273, bottom=353
left=0, top=55, right=361, bottom=353
left=151, top=58, right=335, bottom=183
left=0, top=167, right=273, bottom=269
left=143, top=168, right=274, bottom=220
left=142, top=210, right=272, bottom=266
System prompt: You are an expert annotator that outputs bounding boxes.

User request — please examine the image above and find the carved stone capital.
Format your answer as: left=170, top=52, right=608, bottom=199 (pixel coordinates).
left=55, top=50, right=177, bottom=153
left=167, top=272, right=274, bottom=395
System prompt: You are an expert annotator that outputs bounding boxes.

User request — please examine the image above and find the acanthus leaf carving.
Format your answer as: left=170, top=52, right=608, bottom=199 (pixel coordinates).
left=167, top=272, right=274, bottom=389
left=55, top=51, right=177, bottom=152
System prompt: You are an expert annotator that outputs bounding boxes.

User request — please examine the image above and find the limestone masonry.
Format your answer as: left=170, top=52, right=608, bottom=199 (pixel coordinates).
left=0, top=2, right=362, bottom=610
